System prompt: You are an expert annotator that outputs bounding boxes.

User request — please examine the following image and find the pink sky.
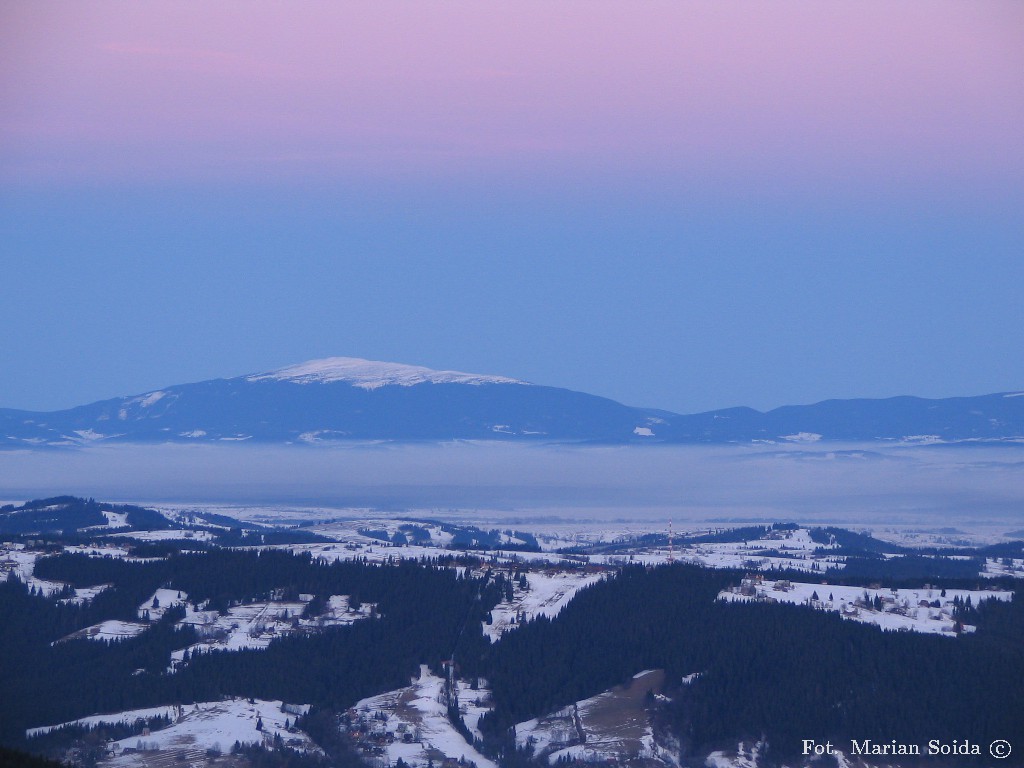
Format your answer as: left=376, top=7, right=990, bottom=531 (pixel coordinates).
left=2, top=1, right=1022, bottom=190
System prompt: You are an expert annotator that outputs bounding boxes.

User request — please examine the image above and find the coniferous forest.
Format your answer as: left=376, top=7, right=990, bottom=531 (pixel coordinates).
left=1, top=542, right=1022, bottom=766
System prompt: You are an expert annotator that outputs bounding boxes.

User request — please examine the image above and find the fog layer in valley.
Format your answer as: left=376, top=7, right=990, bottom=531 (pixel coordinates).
left=0, top=443, right=1021, bottom=530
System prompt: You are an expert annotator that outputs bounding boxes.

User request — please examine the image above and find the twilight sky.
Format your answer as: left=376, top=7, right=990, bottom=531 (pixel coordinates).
left=2, top=1, right=1022, bottom=414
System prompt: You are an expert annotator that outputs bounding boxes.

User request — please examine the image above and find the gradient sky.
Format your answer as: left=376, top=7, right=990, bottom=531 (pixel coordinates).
left=2, top=1, right=1022, bottom=414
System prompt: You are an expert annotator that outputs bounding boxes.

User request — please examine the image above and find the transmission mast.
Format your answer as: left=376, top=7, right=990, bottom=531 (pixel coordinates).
left=668, top=520, right=674, bottom=564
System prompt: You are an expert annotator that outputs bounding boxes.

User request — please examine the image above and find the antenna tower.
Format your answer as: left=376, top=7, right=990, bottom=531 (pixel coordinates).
left=668, top=521, right=674, bottom=564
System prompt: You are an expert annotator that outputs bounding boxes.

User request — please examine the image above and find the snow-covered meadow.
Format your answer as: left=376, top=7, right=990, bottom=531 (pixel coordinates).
left=29, top=699, right=316, bottom=763
left=483, top=569, right=603, bottom=642
left=349, top=666, right=497, bottom=768
left=719, top=578, right=1013, bottom=635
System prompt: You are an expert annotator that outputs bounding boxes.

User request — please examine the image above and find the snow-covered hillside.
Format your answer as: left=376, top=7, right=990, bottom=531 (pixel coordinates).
left=348, top=666, right=496, bottom=768
left=484, top=570, right=603, bottom=642
left=28, top=699, right=316, bottom=762
left=719, top=578, right=1013, bottom=635
left=0, top=545, right=108, bottom=601
left=171, top=593, right=375, bottom=669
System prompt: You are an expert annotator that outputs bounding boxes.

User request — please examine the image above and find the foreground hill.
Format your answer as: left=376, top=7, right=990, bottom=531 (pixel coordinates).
left=2, top=499, right=1022, bottom=767
left=1, top=357, right=1022, bottom=446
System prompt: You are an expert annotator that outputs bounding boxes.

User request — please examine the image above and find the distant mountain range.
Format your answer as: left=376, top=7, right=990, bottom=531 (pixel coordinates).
left=1, top=357, right=1022, bottom=447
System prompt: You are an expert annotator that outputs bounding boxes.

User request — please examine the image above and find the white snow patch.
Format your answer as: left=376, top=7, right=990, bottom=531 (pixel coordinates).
left=982, top=556, right=1024, bottom=579
left=485, top=569, right=603, bottom=642
left=139, top=588, right=189, bottom=621
left=633, top=427, right=654, bottom=437
left=28, top=705, right=183, bottom=738
left=1, top=545, right=119, bottom=604
left=0, top=546, right=73, bottom=596
left=95, top=510, right=130, bottom=529
left=246, top=356, right=527, bottom=389
left=29, top=699, right=315, bottom=759
left=62, top=544, right=133, bottom=558
left=138, top=391, right=167, bottom=408
left=65, top=584, right=113, bottom=603
left=900, top=434, right=945, bottom=445
left=703, top=740, right=766, bottom=768
left=350, top=666, right=498, bottom=768
left=719, top=578, right=1013, bottom=635
left=61, top=619, right=149, bottom=642
left=110, top=529, right=216, bottom=542
left=171, top=594, right=374, bottom=669
left=73, top=429, right=106, bottom=441
left=780, top=432, right=822, bottom=443
left=588, top=526, right=843, bottom=573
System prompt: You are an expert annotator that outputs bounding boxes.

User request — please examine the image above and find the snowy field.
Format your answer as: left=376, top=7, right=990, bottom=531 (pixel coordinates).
left=109, top=529, right=217, bottom=543
left=107, top=499, right=1024, bottom=557
left=582, top=527, right=846, bottom=573
left=483, top=569, right=604, bottom=642
left=63, top=544, right=134, bottom=558
left=0, top=545, right=113, bottom=602
left=1, top=546, right=75, bottom=597
left=719, top=578, right=1013, bottom=635
left=982, top=556, right=1024, bottom=579
left=29, top=699, right=316, bottom=762
left=61, top=588, right=199, bottom=643
left=27, top=704, right=185, bottom=738
left=61, top=619, right=149, bottom=642
left=703, top=741, right=768, bottom=768
left=59, top=585, right=375, bottom=660
left=171, top=593, right=374, bottom=669
left=138, top=588, right=191, bottom=621
left=350, top=665, right=497, bottom=768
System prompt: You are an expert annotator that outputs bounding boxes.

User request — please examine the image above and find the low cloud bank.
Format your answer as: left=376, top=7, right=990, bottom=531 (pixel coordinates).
left=0, top=442, right=1021, bottom=527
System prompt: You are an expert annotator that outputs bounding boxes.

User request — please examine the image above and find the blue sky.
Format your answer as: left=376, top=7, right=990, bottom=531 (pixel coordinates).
left=2, top=2, right=1022, bottom=414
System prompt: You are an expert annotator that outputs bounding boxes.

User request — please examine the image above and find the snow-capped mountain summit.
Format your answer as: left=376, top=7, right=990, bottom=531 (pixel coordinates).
left=0, top=357, right=663, bottom=446
left=246, top=356, right=527, bottom=389
left=0, top=357, right=1022, bottom=447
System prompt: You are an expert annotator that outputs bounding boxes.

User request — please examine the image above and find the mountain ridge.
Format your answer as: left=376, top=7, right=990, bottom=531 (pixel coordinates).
left=1, top=357, right=1021, bottom=447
